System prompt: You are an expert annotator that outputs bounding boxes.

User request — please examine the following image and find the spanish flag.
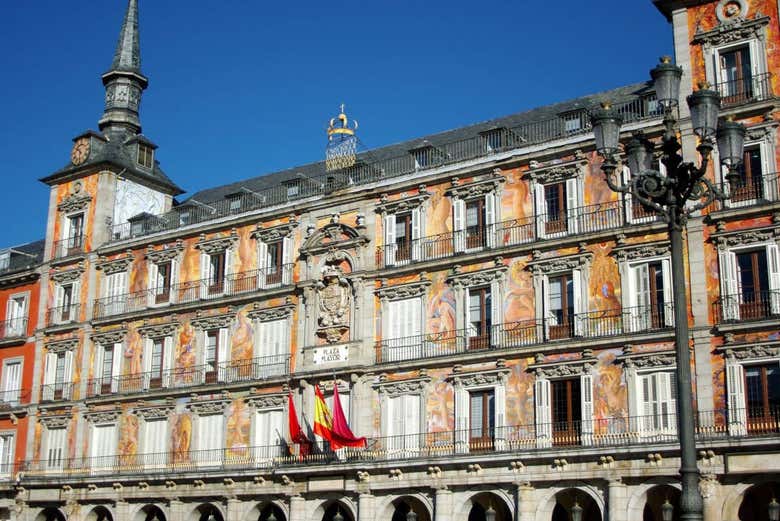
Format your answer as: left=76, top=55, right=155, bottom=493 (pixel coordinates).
left=313, top=384, right=366, bottom=450
left=313, top=385, right=335, bottom=443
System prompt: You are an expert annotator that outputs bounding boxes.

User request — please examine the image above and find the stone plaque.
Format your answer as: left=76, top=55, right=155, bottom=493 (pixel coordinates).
left=312, top=344, right=349, bottom=365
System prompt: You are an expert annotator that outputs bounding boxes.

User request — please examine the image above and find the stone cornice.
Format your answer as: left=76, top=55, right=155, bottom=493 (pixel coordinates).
left=719, top=341, right=780, bottom=361
left=146, top=241, right=184, bottom=264
left=447, top=368, right=510, bottom=388
left=195, top=229, right=239, bottom=255
left=50, top=265, right=85, bottom=284
left=245, top=393, right=286, bottom=409
left=445, top=261, right=507, bottom=289
left=692, top=14, right=770, bottom=47
left=373, top=375, right=432, bottom=396
left=190, top=308, right=237, bottom=331
left=525, top=159, right=587, bottom=184
left=529, top=354, right=597, bottom=378
left=376, top=279, right=431, bottom=301
left=710, top=226, right=779, bottom=249
left=300, top=221, right=369, bottom=258
left=57, top=192, right=92, bottom=214
left=186, top=399, right=230, bottom=416
left=246, top=301, right=295, bottom=322
left=90, top=328, right=128, bottom=345
left=527, top=251, right=592, bottom=275
left=250, top=220, right=298, bottom=243
left=134, top=405, right=175, bottom=420
left=444, top=171, right=505, bottom=199
left=616, top=347, right=676, bottom=369
left=45, top=338, right=79, bottom=353
left=39, top=412, right=72, bottom=429
left=376, top=186, right=431, bottom=215
left=137, top=319, right=179, bottom=339
left=83, top=409, right=121, bottom=424
left=611, top=241, right=671, bottom=262
left=96, top=253, right=133, bottom=275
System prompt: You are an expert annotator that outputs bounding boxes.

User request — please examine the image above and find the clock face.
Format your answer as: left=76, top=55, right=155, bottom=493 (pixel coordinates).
left=71, top=138, right=90, bottom=166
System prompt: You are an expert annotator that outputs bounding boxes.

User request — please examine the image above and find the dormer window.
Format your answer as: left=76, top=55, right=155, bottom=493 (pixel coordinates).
left=0, top=251, right=8, bottom=271
left=229, top=197, right=242, bottom=213
left=560, top=110, right=586, bottom=134
left=411, top=144, right=443, bottom=170
left=179, top=210, right=191, bottom=226
left=285, top=181, right=300, bottom=199
left=137, top=144, right=154, bottom=169
left=481, top=129, right=504, bottom=152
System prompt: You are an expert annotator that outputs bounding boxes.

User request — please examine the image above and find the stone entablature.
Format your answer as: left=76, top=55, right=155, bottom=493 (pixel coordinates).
left=376, top=186, right=431, bottom=215
left=250, top=220, right=298, bottom=243
left=710, top=226, right=779, bottom=249
left=245, top=393, right=286, bottom=409
left=445, top=261, right=507, bottom=289
left=146, top=240, right=184, bottom=263
left=190, top=308, right=237, bottom=330
left=186, top=398, right=231, bottom=416
left=524, top=158, right=587, bottom=184
left=526, top=251, right=592, bottom=276
left=194, top=229, right=239, bottom=254
left=137, top=318, right=179, bottom=338
left=692, top=13, right=770, bottom=47
left=529, top=352, right=597, bottom=378
left=90, top=328, right=128, bottom=345
left=447, top=367, right=510, bottom=388
left=83, top=409, right=121, bottom=424
left=616, top=346, right=676, bottom=369
left=375, top=279, right=431, bottom=301
left=50, top=265, right=85, bottom=284
left=718, top=341, right=780, bottom=361
left=373, top=373, right=431, bottom=397
left=611, top=241, right=671, bottom=262
left=246, top=301, right=295, bottom=322
left=45, top=338, right=79, bottom=353
left=133, top=405, right=175, bottom=420
left=444, top=171, right=505, bottom=199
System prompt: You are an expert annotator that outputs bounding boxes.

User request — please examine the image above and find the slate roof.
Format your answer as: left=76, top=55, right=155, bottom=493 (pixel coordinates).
left=185, top=81, right=654, bottom=206
left=0, top=239, right=45, bottom=275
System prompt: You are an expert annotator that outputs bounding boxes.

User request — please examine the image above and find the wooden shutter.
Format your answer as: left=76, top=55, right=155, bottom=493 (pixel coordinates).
left=726, top=361, right=746, bottom=436
left=3, top=362, right=21, bottom=404
left=162, top=337, right=174, bottom=388
left=565, top=177, right=579, bottom=234
left=111, top=342, right=122, bottom=393
left=580, top=374, right=594, bottom=445
left=657, top=372, right=676, bottom=433
left=572, top=269, right=584, bottom=336
left=384, top=214, right=396, bottom=266
left=411, top=207, right=422, bottom=260
left=282, top=236, right=294, bottom=284
left=142, top=338, right=153, bottom=389
left=534, top=378, right=552, bottom=447
left=170, top=259, right=180, bottom=303
left=218, top=328, right=229, bottom=382
left=452, top=199, right=466, bottom=253
left=490, top=281, right=501, bottom=344
left=719, top=250, right=740, bottom=320
left=767, top=244, right=780, bottom=314
left=62, top=351, right=74, bottom=399
left=43, top=352, right=57, bottom=401
left=485, top=192, right=496, bottom=248
left=534, top=184, right=546, bottom=238
left=661, top=258, right=675, bottom=326
left=454, top=386, right=469, bottom=453
left=147, top=262, right=158, bottom=306
left=93, top=345, right=105, bottom=395
left=199, top=253, right=210, bottom=298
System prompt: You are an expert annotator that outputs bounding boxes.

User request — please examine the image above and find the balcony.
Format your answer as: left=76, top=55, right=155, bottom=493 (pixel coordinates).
left=711, top=171, right=780, bottom=211
left=45, top=303, right=81, bottom=328
left=0, top=388, right=31, bottom=409
left=93, top=265, right=294, bottom=320
left=40, top=382, right=75, bottom=402
left=19, top=408, right=779, bottom=478
left=714, top=72, right=774, bottom=109
left=0, top=318, right=27, bottom=342
left=86, top=355, right=291, bottom=398
left=377, top=201, right=653, bottom=269
left=375, top=304, right=674, bottom=363
left=54, top=235, right=84, bottom=259
left=714, top=290, right=780, bottom=324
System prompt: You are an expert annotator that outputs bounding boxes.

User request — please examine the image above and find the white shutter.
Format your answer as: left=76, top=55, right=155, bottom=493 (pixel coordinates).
left=626, top=369, right=640, bottom=433
left=143, top=419, right=168, bottom=466
left=257, top=240, right=268, bottom=288
left=661, top=258, right=674, bottom=326
left=384, top=214, right=396, bottom=266
left=43, top=352, right=57, bottom=401
left=565, top=177, right=579, bottom=234
left=47, top=428, right=66, bottom=470
left=490, top=282, right=501, bottom=346
left=726, top=361, right=747, bottom=436
left=542, top=276, right=553, bottom=340
left=199, top=253, right=210, bottom=298
left=640, top=373, right=655, bottom=435
left=142, top=338, right=153, bottom=389
left=111, top=342, right=122, bottom=393
left=218, top=328, right=229, bottom=382
left=389, top=396, right=404, bottom=456
left=580, top=374, right=594, bottom=445
left=534, top=184, right=546, bottom=238
left=404, top=394, right=421, bottom=437
left=225, top=246, right=234, bottom=278
left=410, top=207, right=423, bottom=261
left=485, top=192, right=496, bottom=248
left=454, top=387, right=469, bottom=453
left=572, top=269, right=584, bottom=336
left=452, top=199, right=466, bottom=253
left=631, top=264, right=650, bottom=331
left=719, top=250, right=739, bottom=320
left=767, top=244, right=780, bottom=314
left=162, top=337, right=173, bottom=387
left=658, top=372, right=676, bottom=433
left=54, top=285, right=64, bottom=323
left=62, top=351, right=74, bottom=400
left=3, top=362, right=21, bottom=404
left=494, top=384, right=506, bottom=449
left=535, top=378, right=552, bottom=447
left=147, top=261, right=159, bottom=296
left=93, top=345, right=105, bottom=396
left=622, top=166, right=634, bottom=222
left=170, top=259, right=180, bottom=303
left=282, top=236, right=294, bottom=285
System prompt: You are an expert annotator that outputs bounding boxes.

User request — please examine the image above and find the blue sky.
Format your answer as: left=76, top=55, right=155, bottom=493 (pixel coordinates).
left=0, top=1, right=671, bottom=247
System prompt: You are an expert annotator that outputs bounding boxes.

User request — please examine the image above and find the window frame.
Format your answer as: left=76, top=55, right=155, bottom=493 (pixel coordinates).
left=137, top=143, right=154, bottom=169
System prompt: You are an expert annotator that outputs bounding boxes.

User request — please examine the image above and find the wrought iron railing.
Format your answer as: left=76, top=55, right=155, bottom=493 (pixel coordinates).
left=0, top=388, right=31, bottom=408
left=93, top=265, right=294, bottom=319
left=53, top=236, right=84, bottom=259
left=86, top=355, right=291, bottom=397
left=0, top=318, right=28, bottom=341
left=713, top=290, right=780, bottom=324
left=45, top=303, right=81, bottom=327
left=376, top=304, right=674, bottom=363
left=20, top=408, right=780, bottom=477
left=107, top=96, right=662, bottom=244
left=714, top=72, right=774, bottom=108
left=711, top=171, right=780, bottom=211
left=40, top=382, right=75, bottom=402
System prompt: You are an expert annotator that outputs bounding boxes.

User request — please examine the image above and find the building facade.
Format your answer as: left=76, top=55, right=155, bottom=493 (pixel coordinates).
left=0, top=0, right=778, bottom=520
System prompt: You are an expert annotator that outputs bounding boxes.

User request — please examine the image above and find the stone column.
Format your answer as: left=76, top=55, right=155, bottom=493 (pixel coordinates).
left=168, top=499, right=184, bottom=521
left=289, top=495, right=306, bottom=521
left=434, top=487, right=453, bottom=521
left=700, top=475, right=722, bottom=521
left=358, top=493, right=375, bottom=521
left=114, top=501, right=131, bottom=521
left=516, top=483, right=535, bottom=521
left=226, top=498, right=243, bottom=521
left=607, top=479, right=628, bottom=521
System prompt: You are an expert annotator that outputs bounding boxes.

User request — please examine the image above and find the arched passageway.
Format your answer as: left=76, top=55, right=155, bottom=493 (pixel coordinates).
left=321, top=502, right=355, bottom=521
left=642, top=485, right=681, bottom=521
left=739, top=481, right=780, bottom=521
left=35, top=508, right=66, bottom=521
left=466, top=492, right=512, bottom=521
left=551, top=489, right=601, bottom=521
left=390, top=497, right=431, bottom=521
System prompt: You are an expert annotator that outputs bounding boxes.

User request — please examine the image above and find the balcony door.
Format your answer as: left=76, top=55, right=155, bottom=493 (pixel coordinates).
left=736, top=249, right=770, bottom=319
left=744, top=364, right=780, bottom=434
left=719, top=45, right=753, bottom=103
left=467, top=287, right=491, bottom=349
left=469, top=390, right=494, bottom=451
left=731, top=146, right=765, bottom=202
left=551, top=378, right=581, bottom=446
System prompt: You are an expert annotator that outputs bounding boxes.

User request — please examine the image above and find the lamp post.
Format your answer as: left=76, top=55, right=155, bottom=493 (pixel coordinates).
left=769, top=497, right=780, bottom=521
left=591, top=56, right=746, bottom=521
left=662, top=498, right=674, bottom=521
left=570, top=500, right=583, bottom=521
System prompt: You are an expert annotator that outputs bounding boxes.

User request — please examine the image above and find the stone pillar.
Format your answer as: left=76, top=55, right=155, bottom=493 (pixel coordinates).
left=114, top=501, right=131, bottom=521
left=700, top=475, right=722, bottom=521
left=358, top=493, right=375, bottom=521
left=607, top=479, right=628, bottom=521
left=516, top=483, right=535, bottom=521
left=226, top=498, right=243, bottom=521
left=168, top=499, right=184, bottom=521
left=434, top=487, right=453, bottom=521
left=289, top=495, right=306, bottom=521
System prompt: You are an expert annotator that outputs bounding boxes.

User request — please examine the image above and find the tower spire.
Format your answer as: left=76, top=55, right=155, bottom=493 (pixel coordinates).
left=99, top=0, right=148, bottom=136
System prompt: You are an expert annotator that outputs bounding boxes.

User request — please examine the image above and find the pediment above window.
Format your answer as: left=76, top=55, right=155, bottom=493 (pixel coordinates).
left=299, top=221, right=369, bottom=258
left=57, top=191, right=92, bottom=214
left=373, top=374, right=431, bottom=396
left=195, top=229, right=239, bottom=254
left=376, top=186, right=431, bottom=215
left=84, top=409, right=121, bottom=424
left=46, top=338, right=79, bottom=353
left=446, top=260, right=507, bottom=289
left=186, top=398, right=230, bottom=415
left=146, top=241, right=184, bottom=263
left=527, top=251, right=592, bottom=275
left=90, top=328, right=127, bottom=345
left=444, top=171, right=505, bottom=199
left=612, top=241, right=670, bottom=262
left=719, top=341, right=780, bottom=362
left=251, top=220, right=298, bottom=243
left=692, top=13, right=770, bottom=47
left=247, top=300, right=295, bottom=322
left=245, top=393, right=286, bottom=409
left=525, top=159, right=587, bottom=184
left=376, top=278, right=431, bottom=301
left=616, top=346, right=676, bottom=369
left=447, top=367, right=510, bottom=388
left=529, top=352, right=597, bottom=378
left=711, top=226, right=779, bottom=249
left=190, top=308, right=237, bottom=330
left=51, top=265, right=85, bottom=283
left=137, top=318, right=179, bottom=339
left=40, top=412, right=72, bottom=429
left=134, top=405, right=174, bottom=420
left=96, top=254, right=133, bottom=274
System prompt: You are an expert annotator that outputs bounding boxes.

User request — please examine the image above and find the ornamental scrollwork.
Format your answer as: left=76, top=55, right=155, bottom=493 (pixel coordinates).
left=91, top=328, right=127, bottom=345
left=134, top=406, right=175, bottom=420
left=57, top=193, right=92, bottom=214
left=190, top=309, right=237, bottom=330
left=247, top=302, right=295, bottom=322
left=693, top=14, right=769, bottom=47
left=622, top=353, right=676, bottom=369
left=137, top=319, right=179, bottom=339
left=525, top=161, right=585, bottom=185
left=377, top=186, right=431, bottom=215
left=146, top=241, right=184, bottom=263
left=712, top=228, right=777, bottom=249
left=531, top=359, right=595, bottom=379
left=186, top=400, right=230, bottom=416
left=612, top=242, right=670, bottom=262
left=446, top=264, right=507, bottom=289
left=316, top=265, right=351, bottom=343
left=299, top=223, right=369, bottom=257
left=449, top=369, right=510, bottom=389
left=251, top=221, right=298, bottom=243
left=245, top=394, right=286, bottom=409
left=724, top=345, right=780, bottom=360
left=445, top=171, right=505, bottom=200
left=40, top=414, right=72, bottom=429
left=376, top=280, right=431, bottom=301
left=96, top=255, right=133, bottom=275
left=373, top=376, right=431, bottom=397
left=50, top=267, right=84, bottom=283
left=83, top=410, right=121, bottom=424
left=46, top=338, right=79, bottom=353
left=527, top=253, right=592, bottom=276
left=195, top=229, right=239, bottom=254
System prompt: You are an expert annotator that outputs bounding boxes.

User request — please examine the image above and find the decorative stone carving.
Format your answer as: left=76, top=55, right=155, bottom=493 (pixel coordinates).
left=245, top=394, right=286, bottom=409
left=745, top=123, right=778, bottom=142
left=96, top=254, right=133, bottom=274
left=84, top=409, right=121, bottom=424
left=146, top=241, right=184, bottom=263
left=247, top=301, right=295, bottom=322
left=46, top=338, right=79, bottom=353
left=91, top=328, right=127, bottom=345
left=712, top=227, right=777, bottom=249
left=299, top=222, right=369, bottom=258
left=525, top=160, right=585, bottom=184
left=449, top=369, right=510, bottom=388
left=186, top=399, right=230, bottom=415
left=134, top=406, right=174, bottom=420
left=531, top=356, right=596, bottom=378
left=50, top=266, right=84, bottom=283
left=693, top=14, right=769, bottom=47
left=138, top=319, right=179, bottom=339
left=376, top=279, right=431, bottom=301
left=699, top=474, right=720, bottom=499
left=724, top=344, right=780, bottom=360
left=716, top=0, right=748, bottom=23
left=57, top=192, right=92, bottom=214
left=446, top=263, right=507, bottom=289
left=619, top=349, right=676, bottom=369
left=191, top=308, right=237, bottom=330
left=527, top=252, right=592, bottom=275
left=251, top=220, right=298, bottom=243
left=445, top=172, right=505, bottom=200
left=373, top=376, right=431, bottom=397
left=195, top=229, right=239, bottom=254
left=377, top=186, right=431, bottom=215
left=40, top=414, right=72, bottom=429
left=316, top=265, right=351, bottom=343
left=612, top=241, right=670, bottom=262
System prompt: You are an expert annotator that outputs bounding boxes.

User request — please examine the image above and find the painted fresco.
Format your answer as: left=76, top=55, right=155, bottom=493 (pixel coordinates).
left=118, top=410, right=139, bottom=458
left=52, top=176, right=99, bottom=251
left=226, top=398, right=251, bottom=456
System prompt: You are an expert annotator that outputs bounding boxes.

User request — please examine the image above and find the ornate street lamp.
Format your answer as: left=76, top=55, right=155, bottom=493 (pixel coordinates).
left=661, top=499, right=674, bottom=521
left=485, top=504, right=497, bottom=521
left=769, top=497, right=780, bottom=521
left=591, top=56, right=746, bottom=521
left=406, top=509, right=418, bottom=521
left=333, top=509, right=344, bottom=521
left=266, top=509, right=278, bottom=521
left=570, top=501, right=583, bottom=521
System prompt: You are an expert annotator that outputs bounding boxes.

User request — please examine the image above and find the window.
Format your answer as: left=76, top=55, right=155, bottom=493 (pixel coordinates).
left=93, top=343, right=121, bottom=395
left=90, top=423, right=117, bottom=467
left=720, top=245, right=780, bottom=320
left=203, top=329, right=228, bottom=383
left=468, top=287, right=492, bottom=349
left=102, top=271, right=127, bottom=316
left=66, top=213, right=84, bottom=253
left=142, top=418, right=168, bottom=467
left=627, top=259, right=673, bottom=330
left=256, top=319, right=288, bottom=378
left=285, top=181, right=300, bottom=199
left=53, top=282, right=78, bottom=324
left=45, top=428, right=66, bottom=471
left=1, top=361, right=21, bottom=404
left=0, top=433, right=13, bottom=475
left=142, top=336, right=172, bottom=390
left=718, top=45, right=753, bottom=103
left=548, top=274, right=575, bottom=339
left=0, top=252, right=8, bottom=271
left=152, top=261, right=173, bottom=304
left=534, top=178, right=580, bottom=237
left=551, top=378, right=581, bottom=445
left=179, top=210, right=191, bottom=226
left=384, top=297, right=423, bottom=362
left=452, top=192, right=497, bottom=253
left=622, top=162, right=663, bottom=222
left=561, top=111, right=585, bottom=133
left=151, top=339, right=163, bottom=387
left=385, top=394, right=421, bottom=458
left=481, top=129, right=505, bottom=152
left=43, top=350, right=73, bottom=401
left=254, top=409, right=285, bottom=462
left=745, top=364, right=780, bottom=431
left=412, top=146, right=438, bottom=169
left=5, top=294, right=27, bottom=336
left=208, top=253, right=225, bottom=294
left=383, top=208, right=422, bottom=265
left=138, top=144, right=154, bottom=169
left=394, top=213, right=412, bottom=262
left=469, top=390, right=495, bottom=451
left=265, top=241, right=283, bottom=285
left=731, top=145, right=766, bottom=203
left=465, top=199, right=487, bottom=249
left=638, top=371, right=677, bottom=434
left=257, top=235, right=292, bottom=288
left=197, top=414, right=224, bottom=466
left=229, top=197, right=242, bottom=213
left=544, top=183, right=566, bottom=234
left=534, top=373, right=593, bottom=447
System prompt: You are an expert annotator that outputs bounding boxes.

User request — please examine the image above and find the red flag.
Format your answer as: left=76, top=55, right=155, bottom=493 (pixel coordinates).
left=330, top=384, right=366, bottom=449
left=288, top=392, right=308, bottom=444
